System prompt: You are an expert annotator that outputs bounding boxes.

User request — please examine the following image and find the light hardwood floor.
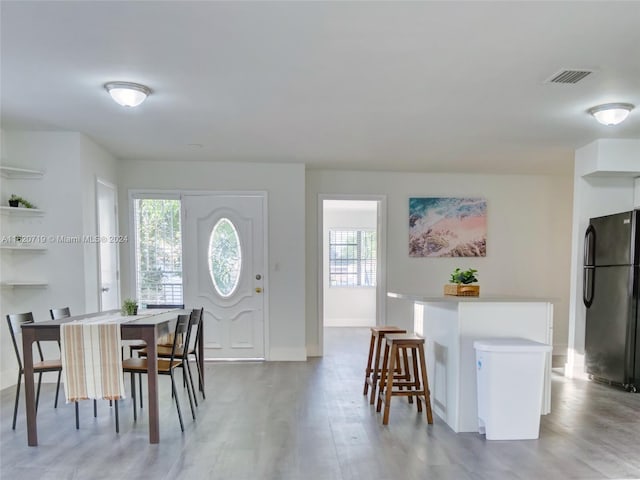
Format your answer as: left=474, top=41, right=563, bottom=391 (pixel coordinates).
left=1, top=327, right=640, bottom=480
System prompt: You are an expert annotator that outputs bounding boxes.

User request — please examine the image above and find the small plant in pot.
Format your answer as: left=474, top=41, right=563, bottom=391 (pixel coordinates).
left=8, top=194, right=36, bottom=208
left=445, top=268, right=480, bottom=296
left=449, top=267, right=478, bottom=285
left=122, top=298, right=138, bottom=316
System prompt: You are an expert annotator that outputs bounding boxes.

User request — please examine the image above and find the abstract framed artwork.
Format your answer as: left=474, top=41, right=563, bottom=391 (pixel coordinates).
left=409, top=197, right=487, bottom=257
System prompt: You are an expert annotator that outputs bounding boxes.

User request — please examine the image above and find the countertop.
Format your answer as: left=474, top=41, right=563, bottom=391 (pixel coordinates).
left=387, top=291, right=556, bottom=303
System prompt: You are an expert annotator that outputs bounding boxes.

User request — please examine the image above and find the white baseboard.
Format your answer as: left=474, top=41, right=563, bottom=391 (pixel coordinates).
left=1, top=368, right=14, bottom=391
left=564, top=351, right=589, bottom=379
left=268, top=347, right=307, bottom=361
left=306, top=344, right=321, bottom=357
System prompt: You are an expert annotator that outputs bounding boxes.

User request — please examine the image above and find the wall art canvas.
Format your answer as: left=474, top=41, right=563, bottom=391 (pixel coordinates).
left=409, top=197, right=487, bottom=257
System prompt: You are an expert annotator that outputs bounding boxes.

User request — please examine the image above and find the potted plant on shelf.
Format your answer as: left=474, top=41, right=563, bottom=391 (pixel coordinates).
left=122, top=298, right=138, bottom=316
left=8, top=194, right=36, bottom=208
left=444, top=267, right=480, bottom=296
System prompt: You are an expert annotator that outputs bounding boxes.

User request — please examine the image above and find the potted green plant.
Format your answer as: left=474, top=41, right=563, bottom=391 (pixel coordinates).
left=8, top=194, right=36, bottom=208
left=445, top=267, right=480, bottom=296
left=122, top=298, right=138, bottom=316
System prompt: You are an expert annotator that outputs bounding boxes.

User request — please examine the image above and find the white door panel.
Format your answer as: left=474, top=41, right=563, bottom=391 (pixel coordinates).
left=183, top=194, right=266, bottom=359
left=97, top=179, right=120, bottom=311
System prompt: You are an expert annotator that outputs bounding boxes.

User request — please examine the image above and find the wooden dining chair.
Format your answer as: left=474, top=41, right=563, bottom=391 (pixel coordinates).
left=138, top=307, right=204, bottom=405
left=49, top=307, right=71, bottom=320
left=127, top=303, right=185, bottom=409
left=186, top=307, right=205, bottom=400
left=6, top=312, right=63, bottom=430
left=123, top=314, right=195, bottom=432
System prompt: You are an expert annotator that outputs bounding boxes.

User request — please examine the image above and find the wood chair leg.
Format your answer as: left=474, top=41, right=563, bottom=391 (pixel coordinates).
left=369, top=334, right=384, bottom=405
left=376, top=342, right=391, bottom=412
left=417, top=344, right=434, bottom=424
left=363, top=332, right=376, bottom=395
left=411, top=347, right=422, bottom=412
left=382, top=344, right=398, bottom=425
left=402, top=348, right=413, bottom=404
left=12, top=371, right=22, bottom=430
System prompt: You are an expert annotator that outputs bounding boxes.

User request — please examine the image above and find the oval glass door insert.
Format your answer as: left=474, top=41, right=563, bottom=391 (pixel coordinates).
left=208, top=217, right=242, bottom=297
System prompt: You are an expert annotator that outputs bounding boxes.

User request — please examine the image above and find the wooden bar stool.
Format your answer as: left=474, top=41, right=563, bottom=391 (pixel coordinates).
left=376, top=333, right=433, bottom=426
left=363, top=326, right=407, bottom=404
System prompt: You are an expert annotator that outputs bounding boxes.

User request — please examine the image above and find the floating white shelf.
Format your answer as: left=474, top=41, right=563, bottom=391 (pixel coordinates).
left=0, top=166, right=44, bottom=179
left=0, top=206, right=45, bottom=216
left=0, top=245, right=47, bottom=252
left=0, top=281, right=48, bottom=288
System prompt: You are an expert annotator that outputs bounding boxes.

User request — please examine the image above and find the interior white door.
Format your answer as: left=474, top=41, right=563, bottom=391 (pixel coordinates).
left=183, top=193, right=266, bottom=359
left=96, top=179, right=120, bottom=311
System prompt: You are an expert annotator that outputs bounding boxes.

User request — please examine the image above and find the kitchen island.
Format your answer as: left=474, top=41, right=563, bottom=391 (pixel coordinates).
left=387, top=292, right=554, bottom=433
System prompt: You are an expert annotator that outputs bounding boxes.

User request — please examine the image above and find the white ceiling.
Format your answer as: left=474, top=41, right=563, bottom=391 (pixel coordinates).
left=2, top=1, right=639, bottom=175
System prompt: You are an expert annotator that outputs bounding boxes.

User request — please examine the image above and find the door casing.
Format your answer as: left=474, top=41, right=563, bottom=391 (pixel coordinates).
left=317, top=194, right=387, bottom=357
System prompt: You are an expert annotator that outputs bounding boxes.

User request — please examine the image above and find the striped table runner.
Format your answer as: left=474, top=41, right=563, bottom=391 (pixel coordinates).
left=60, top=322, right=126, bottom=402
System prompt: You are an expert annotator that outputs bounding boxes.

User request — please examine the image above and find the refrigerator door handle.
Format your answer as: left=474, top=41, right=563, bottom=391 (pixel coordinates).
left=584, top=224, right=596, bottom=266
left=583, top=267, right=594, bottom=308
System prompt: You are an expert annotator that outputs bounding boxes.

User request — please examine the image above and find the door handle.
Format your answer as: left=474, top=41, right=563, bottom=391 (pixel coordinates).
left=255, top=287, right=263, bottom=293
left=101, top=287, right=110, bottom=292
left=583, top=268, right=594, bottom=308
left=584, top=225, right=595, bottom=266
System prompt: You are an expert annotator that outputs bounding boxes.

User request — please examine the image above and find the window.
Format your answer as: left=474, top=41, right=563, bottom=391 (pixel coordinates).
left=133, top=197, right=183, bottom=306
left=208, top=217, right=242, bottom=298
left=329, top=230, right=376, bottom=287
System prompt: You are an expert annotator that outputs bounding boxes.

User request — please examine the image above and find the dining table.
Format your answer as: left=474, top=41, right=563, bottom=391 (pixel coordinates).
left=20, top=308, right=204, bottom=446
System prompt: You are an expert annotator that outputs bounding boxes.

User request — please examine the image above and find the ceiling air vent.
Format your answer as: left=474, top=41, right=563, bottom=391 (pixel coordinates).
left=544, top=69, right=594, bottom=84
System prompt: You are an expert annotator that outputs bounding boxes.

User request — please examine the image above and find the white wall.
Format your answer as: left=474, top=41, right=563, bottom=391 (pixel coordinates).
left=323, top=201, right=377, bottom=327
left=117, top=160, right=306, bottom=361
left=0, top=131, right=118, bottom=389
left=306, top=170, right=573, bottom=356
left=566, top=139, right=639, bottom=378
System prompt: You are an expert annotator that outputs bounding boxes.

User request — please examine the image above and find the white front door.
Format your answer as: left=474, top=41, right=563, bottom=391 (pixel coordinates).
left=96, top=179, right=120, bottom=311
left=183, top=193, right=266, bottom=359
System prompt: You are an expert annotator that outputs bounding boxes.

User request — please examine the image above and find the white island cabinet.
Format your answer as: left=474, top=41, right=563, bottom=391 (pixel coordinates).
left=387, top=292, right=554, bottom=433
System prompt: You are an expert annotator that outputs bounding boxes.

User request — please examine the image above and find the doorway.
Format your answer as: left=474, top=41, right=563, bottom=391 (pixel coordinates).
left=96, top=178, right=120, bottom=311
left=182, top=193, right=268, bottom=360
left=318, top=196, right=386, bottom=354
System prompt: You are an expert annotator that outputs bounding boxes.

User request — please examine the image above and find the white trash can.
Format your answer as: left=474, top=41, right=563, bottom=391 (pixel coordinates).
left=474, top=338, right=552, bottom=440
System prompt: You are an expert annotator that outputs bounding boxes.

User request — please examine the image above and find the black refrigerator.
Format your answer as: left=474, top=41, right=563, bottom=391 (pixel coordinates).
left=583, top=209, right=640, bottom=392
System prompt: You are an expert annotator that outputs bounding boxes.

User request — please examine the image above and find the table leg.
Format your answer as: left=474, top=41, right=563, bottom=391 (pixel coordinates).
left=369, top=334, right=382, bottom=405
left=22, top=328, right=38, bottom=446
left=142, top=327, right=160, bottom=444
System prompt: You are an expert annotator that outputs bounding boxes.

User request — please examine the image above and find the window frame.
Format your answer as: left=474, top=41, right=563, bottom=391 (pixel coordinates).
left=328, top=228, right=377, bottom=288
left=129, top=191, right=184, bottom=308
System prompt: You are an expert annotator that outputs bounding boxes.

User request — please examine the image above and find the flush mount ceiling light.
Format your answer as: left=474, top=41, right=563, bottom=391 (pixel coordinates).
left=104, top=81, right=151, bottom=107
left=587, top=103, right=635, bottom=126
